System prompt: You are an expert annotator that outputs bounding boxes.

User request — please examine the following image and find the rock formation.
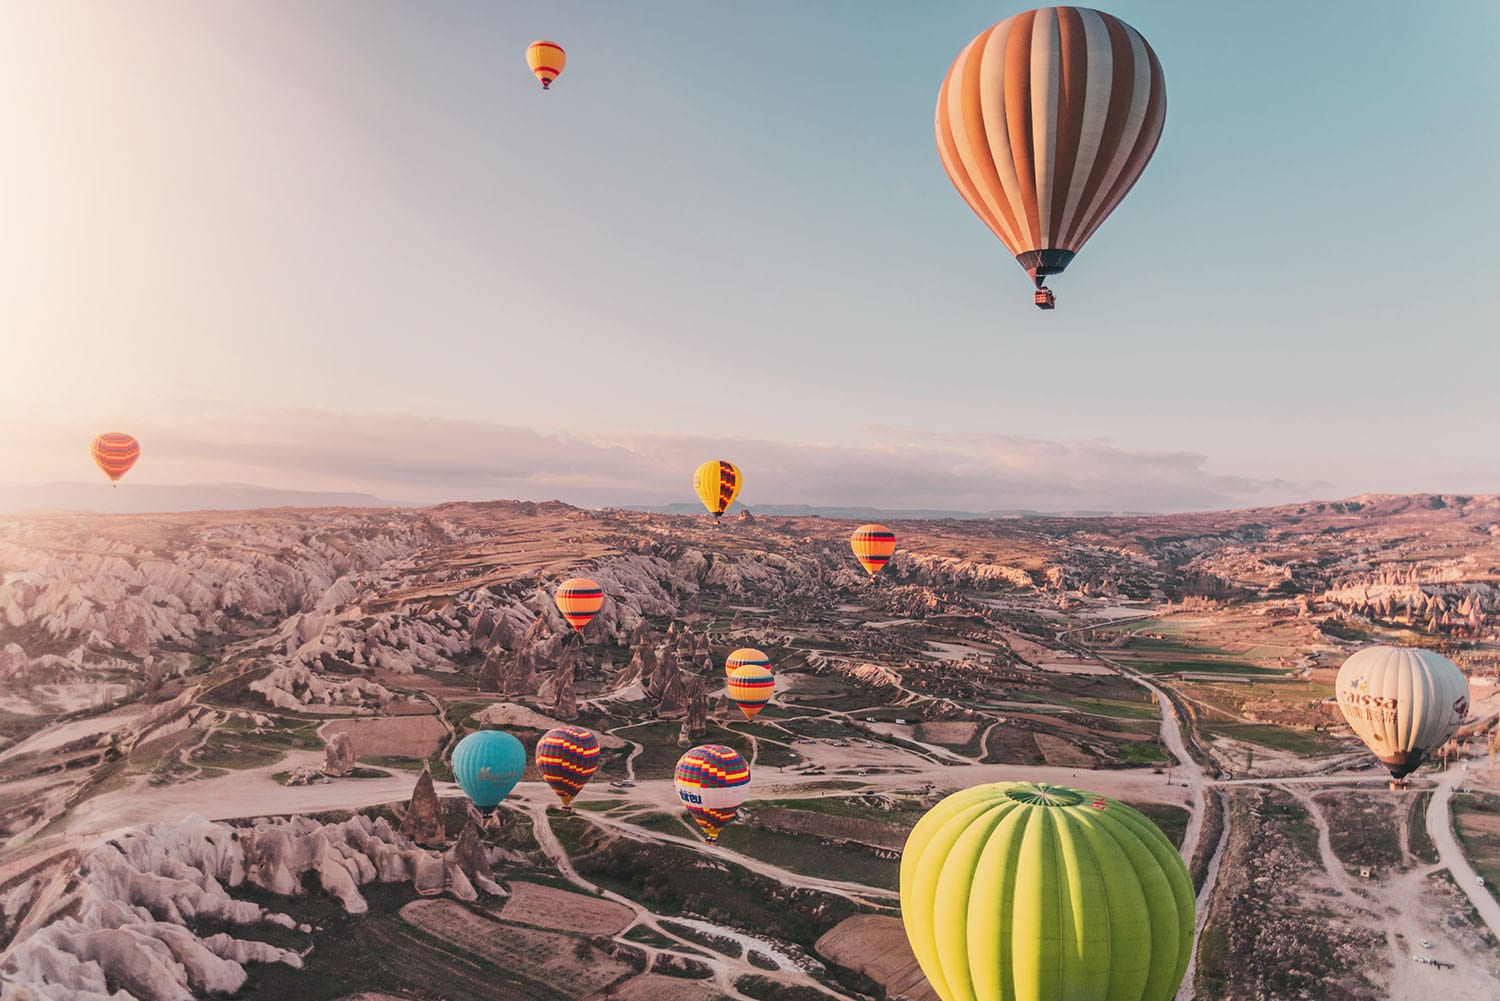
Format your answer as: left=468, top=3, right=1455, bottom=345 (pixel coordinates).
left=683, top=676, right=708, bottom=738
left=322, top=730, right=356, bottom=776
left=400, top=766, right=444, bottom=845
left=0, top=811, right=503, bottom=1001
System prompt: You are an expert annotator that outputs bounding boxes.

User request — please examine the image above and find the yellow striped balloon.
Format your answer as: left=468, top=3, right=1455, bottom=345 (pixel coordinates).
left=692, top=459, right=742, bottom=518
left=554, top=577, right=604, bottom=633
left=91, top=432, right=140, bottom=486
left=725, top=647, right=770, bottom=679
left=851, top=524, right=897, bottom=576
left=727, top=665, right=774, bottom=721
left=527, top=40, right=566, bottom=90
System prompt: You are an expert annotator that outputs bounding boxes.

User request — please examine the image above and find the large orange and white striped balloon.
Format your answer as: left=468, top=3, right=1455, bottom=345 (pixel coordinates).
left=91, top=432, right=140, bottom=486
left=935, top=7, right=1166, bottom=294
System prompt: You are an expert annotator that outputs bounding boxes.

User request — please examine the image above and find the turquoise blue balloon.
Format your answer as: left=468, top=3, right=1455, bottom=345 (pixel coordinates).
left=451, top=730, right=525, bottom=811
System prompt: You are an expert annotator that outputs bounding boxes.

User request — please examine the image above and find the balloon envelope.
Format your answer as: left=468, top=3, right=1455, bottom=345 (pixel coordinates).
left=724, top=647, right=771, bottom=679
left=674, top=744, right=750, bottom=840
left=555, top=578, right=605, bottom=633
left=935, top=7, right=1166, bottom=291
left=1335, top=645, right=1470, bottom=779
left=851, top=524, right=896, bottom=576
left=727, top=665, right=774, bottom=721
left=901, top=782, right=1194, bottom=1001
left=536, top=725, right=601, bottom=808
left=451, top=730, right=526, bottom=811
left=692, top=460, right=742, bottom=517
left=92, top=433, right=140, bottom=484
left=526, top=40, right=566, bottom=89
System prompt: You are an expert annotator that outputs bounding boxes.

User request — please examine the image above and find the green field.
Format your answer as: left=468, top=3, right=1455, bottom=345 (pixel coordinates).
left=1122, top=658, right=1283, bottom=677
left=1123, top=801, right=1190, bottom=850
left=715, top=825, right=899, bottom=891
left=1199, top=721, right=1341, bottom=756
left=1452, top=792, right=1500, bottom=906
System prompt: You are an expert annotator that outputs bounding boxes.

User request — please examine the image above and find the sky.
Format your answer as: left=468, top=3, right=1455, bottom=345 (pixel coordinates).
left=2, top=1, right=1497, bottom=513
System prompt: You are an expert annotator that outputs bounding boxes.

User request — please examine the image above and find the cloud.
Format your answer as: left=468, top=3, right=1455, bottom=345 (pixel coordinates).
left=6, top=407, right=1309, bottom=514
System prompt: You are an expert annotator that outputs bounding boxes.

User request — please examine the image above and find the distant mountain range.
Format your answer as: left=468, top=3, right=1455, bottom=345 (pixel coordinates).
left=0, top=482, right=405, bottom=515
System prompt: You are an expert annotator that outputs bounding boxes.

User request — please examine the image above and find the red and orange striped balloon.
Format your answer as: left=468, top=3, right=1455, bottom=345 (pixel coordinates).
left=851, top=524, right=896, bottom=576
left=727, top=665, right=774, bottom=721
left=724, top=647, right=771, bottom=679
left=91, top=433, right=140, bottom=486
left=526, top=40, right=566, bottom=90
left=936, top=7, right=1166, bottom=299
left=554, top=578, right=604, bottom=633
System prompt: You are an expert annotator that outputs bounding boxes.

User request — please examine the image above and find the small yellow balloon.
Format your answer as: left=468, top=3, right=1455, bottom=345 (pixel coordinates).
left=527, top=40, right=566, bottom=90
left=692, top=460, right=742, bottom=518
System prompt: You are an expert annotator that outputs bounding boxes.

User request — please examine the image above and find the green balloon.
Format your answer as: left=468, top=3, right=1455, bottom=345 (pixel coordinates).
left=900, top=782, right=1194, bottom=1001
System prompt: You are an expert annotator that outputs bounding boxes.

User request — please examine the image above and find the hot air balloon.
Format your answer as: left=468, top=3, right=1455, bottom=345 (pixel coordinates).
left=451, top=729, right=526, bottom=813
left=1336, top=645, right=1470, bottom=782
left=935, top=7, right=1167, bottom=309
left=726, top=665, right=774, bottom=721
left=535, top=725, right=602, bottom=811
left=527, top=40, right=566, bottom=90
left=692, top=460, right=742, bottom=519
left=555, top=578, right=604, bottom=634
left=92, top=433, right=140, bottom=486
left=851, top=524, right=896, bottom=576
left=901, top=782, right=1194, bottom=1001
left=724, top=647, right=771, bottom=679
left=674, top=744, right=751, bottom=841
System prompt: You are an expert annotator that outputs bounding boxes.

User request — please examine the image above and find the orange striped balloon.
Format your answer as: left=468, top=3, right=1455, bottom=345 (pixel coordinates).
left=727, top=665, right=774, bottom=721
left=851, top=524, right=896, bottom=576
left=936, top=7, right=1166, bottom=300
left=725, top=647, right=771, bottom=679
left=527, top=40, right=566, bottom=90
left=91, top=433, right=140, bottom=486
left=554, top=577, right=604, bottom=632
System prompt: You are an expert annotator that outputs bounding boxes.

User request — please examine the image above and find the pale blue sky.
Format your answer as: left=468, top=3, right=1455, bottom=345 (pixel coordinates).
left=2, top=2, right=1497, bottom=510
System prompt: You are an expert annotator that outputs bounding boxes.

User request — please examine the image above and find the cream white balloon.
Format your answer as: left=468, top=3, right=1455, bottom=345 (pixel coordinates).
left=1335, top=646, right=1469, bottom=779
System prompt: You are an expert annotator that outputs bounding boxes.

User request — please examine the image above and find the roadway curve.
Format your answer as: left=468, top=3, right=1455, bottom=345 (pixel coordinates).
left=1426, top=766, right=1500, bottom=939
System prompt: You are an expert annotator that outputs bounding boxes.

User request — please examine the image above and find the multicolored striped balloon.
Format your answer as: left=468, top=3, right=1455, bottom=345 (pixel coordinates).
left=535, top=725, right=602, bottom=809
left=554, top=578, right=604, bottom=633
left=91, top=433, right=140, bottom=486
left=727, top=665, right=774, bottom=721
left=526, top=40, right=566, bottom=90
left=674, top=744, right=751, bottom=841
left=692, top=459, right=742, bottom=518
left=851, top=524, right=897, bottom=576
left=724, top=647, right=771, bottom=679
left=935, top=7, right=1167, bottom=305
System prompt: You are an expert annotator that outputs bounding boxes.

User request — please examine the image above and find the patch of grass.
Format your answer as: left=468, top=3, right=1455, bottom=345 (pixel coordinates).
left=624, top=810, right=697, bottom=838
left=1123, top=658, right=1282, bottom=677
left=192, top=717, right=324, bottom=771
left=359, top=754, right=426, bottom=772
left=1452, top=791, right=1500, bottom=906
left=1200, top=721, right=1341, bottom=757
left=1124, top=801, right=1190, bottom=850
left=714, top=824, right=899, bottom=891
left=1112, top=741, right=1170, bottom=765
left=623, top=925, right=677, bottom=948
left=1052, top=696, right=1161, bottom=721
left=571, top=798, right=626, bottom=812
left=1407, top=790, right=1439, bottom=864
left=659, top=919, right=743, bottom=958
